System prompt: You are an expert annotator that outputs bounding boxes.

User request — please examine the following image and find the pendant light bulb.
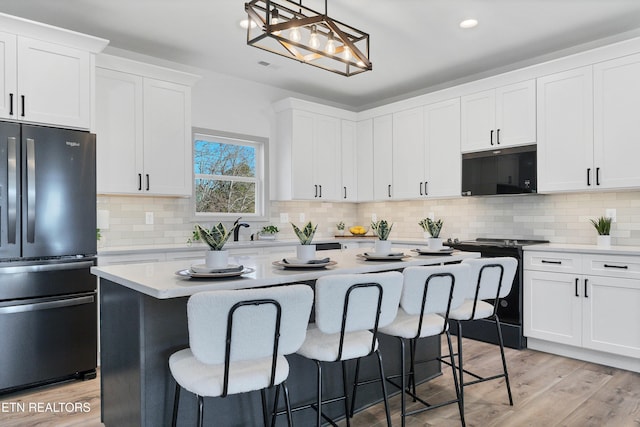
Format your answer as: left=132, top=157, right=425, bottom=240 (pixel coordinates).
left=271, top=8, right=281, bottom=36
left=343, top=46, right=351, bottom=61
left=325, top=31, right=336, bottom=55
left=289, top=26, right=301, bottom=42
left=309, top=25, right=320, bottom=49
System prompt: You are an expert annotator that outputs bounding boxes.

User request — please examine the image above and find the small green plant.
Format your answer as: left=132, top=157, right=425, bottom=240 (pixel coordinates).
left=291, top=221, right=317, bottom=245
left=193, top=222, right=238, bottom=250
left=261, top=225, right=279, bottom=234
left=371, top=219, right=393, bottom=241
left=419, top=218, right=443, bottom=238
left=96, top=228, right=102, bottom=241
left=590, top=216, right=612, bottom=236
left=336, top=221, right=345, bottom=231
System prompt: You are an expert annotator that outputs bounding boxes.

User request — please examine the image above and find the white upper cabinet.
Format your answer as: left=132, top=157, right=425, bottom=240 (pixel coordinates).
left=373, top=114, right=393, bottom=200
left=461, top=80, right=536, bottom=152
left=95, top=54, right=198, bottom=196
left=593, top=53, right=640, bottom=189
left=424, top=98, right=461, bottom=198
left=537, top=66, right=594, bottom=192
left=340, top=120, right=358, bottom=201
left=356, top=119, right=374, bottom=201
left=392, top=106, right=425, bottom=199
left=275, top=106, right=342, bottom=201
left=0, top=15, right=107, bottom=129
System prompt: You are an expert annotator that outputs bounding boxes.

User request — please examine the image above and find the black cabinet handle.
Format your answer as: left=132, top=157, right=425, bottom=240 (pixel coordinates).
left=587, top=168, right=591, bottom=186
left=343, top=186, right=347, bottom=199
left=424, top=181, right=428, bottom=196
left=575, top=278, right=579, bottom=297
left=604, top=264, right=628, bottom=269
left=319, top=185, right=322, bottom=198
left=584, top=278, right=588, bottom=298
left=314, top=185, right=318, bottom=198
left=596, top=167, right=600, bottom=186
left=419, top=182, right=423, bottom=195
left=138, top=173, right=142, bottom=191
left=146, top=174, right=150, bottom=191
left=542, top=260, right=562, bottom=265
left=496, top=128, right=501, bottom=145
left=21, top=95, right=25, bottom=117
left=388, top=184, right=391, bottom=198
left=9, top=93, right=13, bottom=115
left=490, top=129, right=494, bottom=146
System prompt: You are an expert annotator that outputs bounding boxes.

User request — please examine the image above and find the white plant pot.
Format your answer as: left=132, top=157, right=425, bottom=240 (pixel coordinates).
left=423, top=232, right=431, bottom=240
left=205, top=250, right=229, bottom=269
left=374, top=240, right=392, bottom=255
left=427, top=237, right=443, bottom=250
left=296, top=244, right=316, bottom=261
left=597, top=235, right=611, bottom=248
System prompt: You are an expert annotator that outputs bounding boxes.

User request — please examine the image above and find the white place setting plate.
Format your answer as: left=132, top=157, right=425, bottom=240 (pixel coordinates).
left=357, top=252, right=409, bottom=261
left=272, top=258, right=337, bottom=269
left=175, top=264, right=255, bottom=279
left=412, top=247, right=455, bottom=255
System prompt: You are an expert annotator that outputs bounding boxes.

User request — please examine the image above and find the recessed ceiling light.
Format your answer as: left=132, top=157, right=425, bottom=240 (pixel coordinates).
left=459, top=18, right=478, bottom=29
left=239, top=19, right=257, bottom=29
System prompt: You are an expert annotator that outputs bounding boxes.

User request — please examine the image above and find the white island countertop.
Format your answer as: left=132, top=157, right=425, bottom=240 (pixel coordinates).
left=91, top=247, right=480, bottom=299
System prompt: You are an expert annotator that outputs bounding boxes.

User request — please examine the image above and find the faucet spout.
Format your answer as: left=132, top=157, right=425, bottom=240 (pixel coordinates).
left=233, top=222, right=250, bottom=241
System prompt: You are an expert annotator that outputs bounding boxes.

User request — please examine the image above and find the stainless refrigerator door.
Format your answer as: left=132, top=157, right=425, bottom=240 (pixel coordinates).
left=0, top=122, right=21, bottom=259
left=21, top=125, right=96, bottom=259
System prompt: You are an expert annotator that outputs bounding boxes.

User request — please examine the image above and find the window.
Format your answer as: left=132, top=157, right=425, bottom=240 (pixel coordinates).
left=193, top=128, right=267, bottom=218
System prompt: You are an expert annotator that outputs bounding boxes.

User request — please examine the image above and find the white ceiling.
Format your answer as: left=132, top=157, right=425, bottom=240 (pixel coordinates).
left=3, top=0, right=640, bottom=110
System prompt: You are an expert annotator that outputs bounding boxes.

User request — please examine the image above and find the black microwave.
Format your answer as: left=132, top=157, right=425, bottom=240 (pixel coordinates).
left=461, top=145, right=537, bottom=196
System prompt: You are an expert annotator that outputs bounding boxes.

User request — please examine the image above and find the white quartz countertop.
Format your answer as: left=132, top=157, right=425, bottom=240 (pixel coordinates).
left=523, top=243, right=640, bottom=256
left=91, top=247, right=480, bottom=299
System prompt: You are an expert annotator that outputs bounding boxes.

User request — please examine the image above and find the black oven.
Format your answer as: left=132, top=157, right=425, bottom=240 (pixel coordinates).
left=446, top=238, right=548, bottom=349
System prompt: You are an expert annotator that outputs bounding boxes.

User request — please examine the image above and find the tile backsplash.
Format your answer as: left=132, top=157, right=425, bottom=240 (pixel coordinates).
left=97, top=191, right=640, bottom=248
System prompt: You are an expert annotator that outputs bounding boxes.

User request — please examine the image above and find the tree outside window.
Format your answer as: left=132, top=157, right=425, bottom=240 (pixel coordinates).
left=193, top=131, right=265, bottom=217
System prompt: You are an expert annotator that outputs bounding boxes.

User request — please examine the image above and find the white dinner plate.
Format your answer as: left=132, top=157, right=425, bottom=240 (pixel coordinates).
left=357, top=253, right=408, bottom=261
left=272, top=260, right=337, bottom=269
left=175, top=267, right=255, bottom=279
left=412, top=248, right=455, bottom=255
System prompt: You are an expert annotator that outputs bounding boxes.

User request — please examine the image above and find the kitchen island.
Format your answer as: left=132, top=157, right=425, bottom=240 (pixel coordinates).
left=92, top=247, right=479, bottom=427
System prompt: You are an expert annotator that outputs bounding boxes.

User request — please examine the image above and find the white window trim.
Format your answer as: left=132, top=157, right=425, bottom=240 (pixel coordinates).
left=191, top=127, right=269, bottom=221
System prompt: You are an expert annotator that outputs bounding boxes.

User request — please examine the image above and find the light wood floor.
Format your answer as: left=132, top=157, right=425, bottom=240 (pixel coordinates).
left=0, top=337, right=638, bottom=426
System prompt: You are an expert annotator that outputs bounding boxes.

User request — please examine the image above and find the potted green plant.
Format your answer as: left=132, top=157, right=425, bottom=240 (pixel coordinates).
left=291, top=221, right=318, bottom=261
left=258, top=225, right=279, bottom=240
left=419, top=218, right=444, bottom=250
left=194, top=222, right=238, bottom=268
left=336, top=221, right=345, bottom=236
left=371, top=219, right=393, bottom=254
left=590, top=216, right=612, bottom=248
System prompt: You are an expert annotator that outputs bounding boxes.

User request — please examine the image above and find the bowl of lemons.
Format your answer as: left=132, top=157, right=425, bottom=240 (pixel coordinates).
left=349, top=225, right=369, bottom=236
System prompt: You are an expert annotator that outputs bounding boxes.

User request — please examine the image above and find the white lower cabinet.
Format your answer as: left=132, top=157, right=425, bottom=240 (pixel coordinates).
left=524, top=251, right=640, bottom=363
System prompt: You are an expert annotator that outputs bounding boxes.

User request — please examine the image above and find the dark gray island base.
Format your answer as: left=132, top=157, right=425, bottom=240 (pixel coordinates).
left=99, top=279, right=442, bottom=426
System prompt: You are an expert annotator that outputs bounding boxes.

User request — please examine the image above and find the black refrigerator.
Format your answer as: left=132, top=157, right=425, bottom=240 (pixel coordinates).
left=0, top=122, right=97, bottom=393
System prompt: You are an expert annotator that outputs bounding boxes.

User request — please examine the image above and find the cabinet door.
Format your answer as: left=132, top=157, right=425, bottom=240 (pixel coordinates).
left=461, top=89, right=494, bottom=152
left=95, top=68, right=144, bottom=194
left=143, top=78, right=192, bottom=196
left=425, top=98, right=461, bottom=198
left=392, top=107, right=425, bottom=199
left=583, top=275, right=640, bottom=358
left=537, top=66, right=593, bottom=192
left=523, top=270, right=582, bottom=346
left=16, top=37, right=90, bottom=129
left=340, top=120, right=357, bottom=201
left=356, top=119, right=374, bottom=201
left=291, top=110, right=316, bottom=199
left=373, top=115, right=393, bottom=200
left=0, top=32, right=17, bottom=119
left=594, top=53, right=640, bottom=189
left=314, top=114, right=341, bottom=200
left=495, top=80, right=536, bottom=147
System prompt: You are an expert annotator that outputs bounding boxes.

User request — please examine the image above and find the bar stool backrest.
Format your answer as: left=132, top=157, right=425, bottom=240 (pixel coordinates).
left=187, top=285, right=313, bottom=365
left=314, top=271, right=403, bottom=334
left=462, top=257, right=518, bottom=301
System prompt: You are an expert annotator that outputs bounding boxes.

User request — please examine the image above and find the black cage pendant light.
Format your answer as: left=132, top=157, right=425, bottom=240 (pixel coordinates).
left=244, top=0, right=372, bottom=76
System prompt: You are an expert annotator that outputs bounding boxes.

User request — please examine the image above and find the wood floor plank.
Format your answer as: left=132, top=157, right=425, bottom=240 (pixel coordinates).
left=1, top=337, right=638, bottom=426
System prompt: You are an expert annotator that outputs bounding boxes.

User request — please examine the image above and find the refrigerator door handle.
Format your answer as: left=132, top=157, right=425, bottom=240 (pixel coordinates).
left=0, top=295, right=94, bottom=315
left=7, top=136, right=18, bottom=244
left=26, top=138, right=36, bottom=243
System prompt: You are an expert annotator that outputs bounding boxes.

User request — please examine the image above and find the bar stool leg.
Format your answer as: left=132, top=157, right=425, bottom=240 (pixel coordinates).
left=342, top=361, right=351, bottom=427
left=399, top=337, right=407, bottom=427
left=261, top=388, right=269, bottom=427
left=172, top=383, right=181, bottom=427
left=446, top=330, right=465, bottom=426
left=494, top=315, right=514, bottom=405
left=375, top=350, right=393, bottom=427
left=197, top=395, right=204, bottom=427
left=349, top=359, right=362, bottom=417
left=315, top=361, right=322, bottom=427
left=456, top=320, right=465, bottom=411
left=270, top=385, right=280, bottom=427
left=282, top=382, right=294, bottom=427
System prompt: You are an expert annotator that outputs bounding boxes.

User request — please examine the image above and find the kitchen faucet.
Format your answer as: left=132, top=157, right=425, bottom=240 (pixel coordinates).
left=233, top=218, right=250, bottom=241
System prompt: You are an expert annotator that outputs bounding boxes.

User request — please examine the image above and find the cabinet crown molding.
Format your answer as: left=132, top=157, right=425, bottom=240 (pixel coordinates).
left=96, top=53, right=201, bottom=86
left=273, top=97, right=358, bottom=121
left=0, top=12, right=108, bottom=53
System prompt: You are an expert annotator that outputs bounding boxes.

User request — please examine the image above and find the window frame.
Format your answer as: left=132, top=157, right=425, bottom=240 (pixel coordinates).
left=192, top=127, right=269, bottom=221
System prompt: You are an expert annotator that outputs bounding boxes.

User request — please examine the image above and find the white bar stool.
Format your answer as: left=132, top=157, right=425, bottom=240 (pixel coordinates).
left=169, top=285, right=313, bottom=427
left=358, top=264, right=470, bottom=427
left=292, top=271, right=403, bottom=427
left=447, top=257, right=518, bottom=414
